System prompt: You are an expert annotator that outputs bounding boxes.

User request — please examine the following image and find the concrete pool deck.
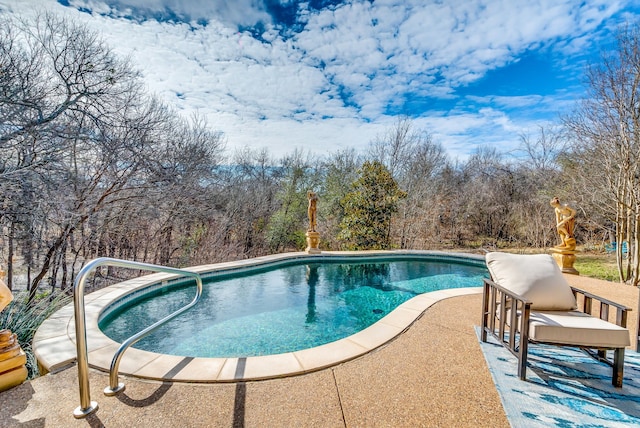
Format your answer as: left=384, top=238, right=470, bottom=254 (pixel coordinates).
left=1, top=268, right=638, bottom=426
left=3, top=290, right=509, bottom=427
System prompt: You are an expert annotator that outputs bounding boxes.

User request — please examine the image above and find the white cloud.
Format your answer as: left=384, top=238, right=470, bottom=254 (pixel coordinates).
left=68, top=0, right=272, bottom=26
left=0, top=0, right=637, bottom=161
left=290, top=0, right=626, bottom=121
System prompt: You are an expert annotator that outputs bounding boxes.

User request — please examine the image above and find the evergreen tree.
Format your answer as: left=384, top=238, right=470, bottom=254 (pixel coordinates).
left=338, top=161, right=407, bottom=250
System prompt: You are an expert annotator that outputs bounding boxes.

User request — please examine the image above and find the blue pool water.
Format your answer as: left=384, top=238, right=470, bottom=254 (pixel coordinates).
left=99, top=257, right=487, bottom=358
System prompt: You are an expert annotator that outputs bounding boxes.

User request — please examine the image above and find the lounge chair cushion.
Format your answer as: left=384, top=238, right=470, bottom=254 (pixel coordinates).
left=486, top=252, right=577, bottom=311
left=529, top=310, right=631, bottom=348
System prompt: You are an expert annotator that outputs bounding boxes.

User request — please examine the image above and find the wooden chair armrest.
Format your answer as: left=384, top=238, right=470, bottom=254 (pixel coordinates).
left=570, top=286, right=633, bottom=311
left=570, top=286, right=632, bottom=328
left=483, top=278, right=531, bottom=305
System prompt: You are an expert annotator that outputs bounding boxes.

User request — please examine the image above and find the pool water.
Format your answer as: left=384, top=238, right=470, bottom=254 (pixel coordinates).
left=99, top=258, right=487, bottom=358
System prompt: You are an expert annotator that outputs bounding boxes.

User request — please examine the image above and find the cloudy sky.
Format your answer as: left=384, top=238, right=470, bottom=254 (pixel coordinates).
left=1, top=0, right=639, bottom=159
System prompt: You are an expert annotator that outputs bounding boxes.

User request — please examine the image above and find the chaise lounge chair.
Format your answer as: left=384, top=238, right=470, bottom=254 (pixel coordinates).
left=480, top=252, right=632, bottom=387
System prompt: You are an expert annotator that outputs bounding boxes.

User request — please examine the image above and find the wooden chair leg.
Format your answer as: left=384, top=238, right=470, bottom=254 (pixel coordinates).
left=517, top=340, right=528, bottom=380
left=480, top=282, right=489, bottom=343
left=613, top=348, right=625, bottom=387
left=517, top=304, right=530, bottom=381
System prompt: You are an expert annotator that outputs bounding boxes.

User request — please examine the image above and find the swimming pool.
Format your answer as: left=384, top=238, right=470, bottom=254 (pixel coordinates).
left=99, top=257, right=487, bottom=358
left=34, top=251, right=487, bottom=382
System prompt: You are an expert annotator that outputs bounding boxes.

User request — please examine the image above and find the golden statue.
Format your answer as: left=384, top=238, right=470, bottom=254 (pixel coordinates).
left=549, top=197, right=579, bottom=275
left=0, top=278, right=28, bottom=391
left=305, top=191, right=321, bottom=253
left=550, top=197, right=576, bottom=251
left=0, top=277, right=12, bottom=312
left=307, top=191, right=318, bottom=232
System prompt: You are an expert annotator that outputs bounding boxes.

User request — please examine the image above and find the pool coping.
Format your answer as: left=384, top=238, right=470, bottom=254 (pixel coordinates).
left=33, top=250, right=485, bottom=383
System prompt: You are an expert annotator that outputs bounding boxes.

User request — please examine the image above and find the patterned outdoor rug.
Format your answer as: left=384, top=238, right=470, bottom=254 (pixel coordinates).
left=476, top=327, right=640, bottom=427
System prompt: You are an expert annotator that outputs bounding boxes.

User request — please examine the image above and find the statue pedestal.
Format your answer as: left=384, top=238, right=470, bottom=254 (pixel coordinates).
left=550, top=249, right=579, bottom=275
left=305, top=231, right=321, bottom=254
left=0, top=330, right=28, bottom=392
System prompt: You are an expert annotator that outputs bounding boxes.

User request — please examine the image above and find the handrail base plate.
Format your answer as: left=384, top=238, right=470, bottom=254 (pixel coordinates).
left=73, top=402, right=98, bottom=419
left=104, top=383, right=125, bottom=396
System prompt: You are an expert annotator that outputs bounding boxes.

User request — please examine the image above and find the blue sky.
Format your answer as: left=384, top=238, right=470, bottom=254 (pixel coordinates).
left=1, top=0, right=639, bottom=159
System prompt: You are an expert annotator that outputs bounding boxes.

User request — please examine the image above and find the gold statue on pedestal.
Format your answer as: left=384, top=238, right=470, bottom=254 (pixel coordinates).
left=305, top=191, right=321, bottom=254
left=0, top=278, right=28, bottom=392
left=0, top=277, right=11, bottom=312
left=549, top=197, right=579, bottom=275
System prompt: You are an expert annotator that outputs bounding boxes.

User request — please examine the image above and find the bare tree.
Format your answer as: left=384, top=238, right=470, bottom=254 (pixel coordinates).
left=515, top=126, right=566, bottom=248
left=368, top=118, right=451, bottom=248
left=1, top=13, right=142, bottom=290
left=0, top=13, right=139, bottom=145
left=219, top=147, right=281, bottom=258
left=519, top=126, right=567, bottom=173
left=0, top=13, right=226, bottom=297
left=369, top=117, right=417, bottom=178
left=563, top=23, right=640, bottom=285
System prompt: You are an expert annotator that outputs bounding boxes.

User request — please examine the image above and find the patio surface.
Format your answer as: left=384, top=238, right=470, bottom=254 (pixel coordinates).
left=1, top=274, right=637, bottom=427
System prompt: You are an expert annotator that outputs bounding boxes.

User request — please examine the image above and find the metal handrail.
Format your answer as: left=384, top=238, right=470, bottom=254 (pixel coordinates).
left=73, top=257, right=203, bottom=419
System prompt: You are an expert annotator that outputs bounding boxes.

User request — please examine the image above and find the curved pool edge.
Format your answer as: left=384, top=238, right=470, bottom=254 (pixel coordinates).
left=33, top=250, right=485, bottom=382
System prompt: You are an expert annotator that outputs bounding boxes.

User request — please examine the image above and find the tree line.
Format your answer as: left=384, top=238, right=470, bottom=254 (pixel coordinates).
left=2, top=13, right=640, bottom=297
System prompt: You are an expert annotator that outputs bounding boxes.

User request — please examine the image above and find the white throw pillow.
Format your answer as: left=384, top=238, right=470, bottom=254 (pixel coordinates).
left=486, top=252, right=577, bottom=311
